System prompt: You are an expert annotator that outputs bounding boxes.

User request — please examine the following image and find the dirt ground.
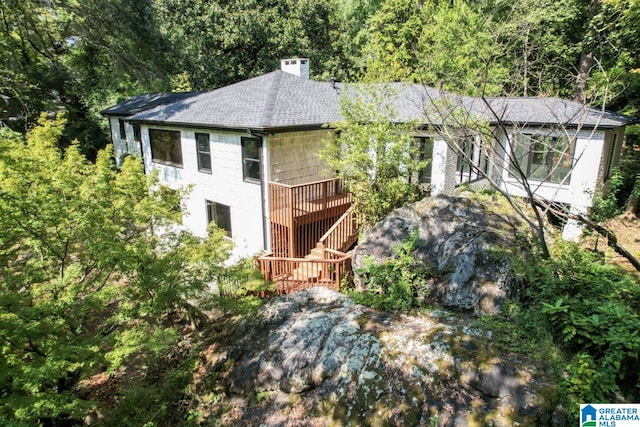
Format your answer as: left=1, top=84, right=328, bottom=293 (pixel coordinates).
left=581, top=212, right=640, bottom=281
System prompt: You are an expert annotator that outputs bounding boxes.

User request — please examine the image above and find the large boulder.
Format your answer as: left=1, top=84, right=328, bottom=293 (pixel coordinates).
left=193, top=287, right=564, bottom=426
left=352, top=193, right=527, bottom=315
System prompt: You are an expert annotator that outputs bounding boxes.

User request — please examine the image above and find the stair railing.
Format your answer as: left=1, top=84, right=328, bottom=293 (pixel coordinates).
left=318, top=206, right=359, bottom=253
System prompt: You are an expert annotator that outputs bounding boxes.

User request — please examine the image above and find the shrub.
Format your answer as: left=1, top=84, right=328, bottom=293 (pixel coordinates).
left=352, top=231, right=432, bottom=311
left=519, top=241, right=640, bottom=406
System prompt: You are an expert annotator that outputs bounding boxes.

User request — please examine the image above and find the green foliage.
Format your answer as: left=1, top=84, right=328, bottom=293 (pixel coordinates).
left=615, top=128, right=640, bottom=213
left=101, top=350, right=199, bottom=427
left=352, top=231, right=431, bottom=311
left=321, top=85, right=429, bottom=227
left=362, top=0, right=508, bottom=94
left=216, top=258, right=275, bottom=298
left=0, top=0, right=174, bottom=158
left=590, top=169, right=626, bottom=221
left=516, top=241, right=640, bottom=407
left=158, top=0, right=349, bottom=88
left=0, top=115, right=231, bottom=424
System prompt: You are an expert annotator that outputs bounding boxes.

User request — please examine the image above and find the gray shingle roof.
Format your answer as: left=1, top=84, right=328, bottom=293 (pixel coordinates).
left=123, top=71, right=343, bottom=130
left=100, top=92, right=199, bottom=116
left=103, top=72, right=634, bottom=130
left=474, top=97, right=633, bottom=128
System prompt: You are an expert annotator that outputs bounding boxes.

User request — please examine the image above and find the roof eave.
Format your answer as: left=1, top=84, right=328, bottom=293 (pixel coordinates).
left=126, top=118, right=267, bottom=133
left=486, top=120, right=628, bottom=130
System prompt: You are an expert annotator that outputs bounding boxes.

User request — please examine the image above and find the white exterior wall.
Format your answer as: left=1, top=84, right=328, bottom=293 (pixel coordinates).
left=140, top=125, right=265, bottom=260
left=108, top=117, right=142, bottom=165
left=498, top=128, right=606, bottom=240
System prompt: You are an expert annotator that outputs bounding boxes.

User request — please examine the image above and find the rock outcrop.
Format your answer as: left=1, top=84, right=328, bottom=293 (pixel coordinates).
left=194, top=287, right=564, bottom=426
left=352, top=193, right=527, bottom=315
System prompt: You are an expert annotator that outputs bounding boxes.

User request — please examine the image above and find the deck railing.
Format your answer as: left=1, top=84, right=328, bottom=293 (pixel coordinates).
left=257, top=249, right=351, bottom=294
left=318, top=206, right=359, bottom=253
left=269, top=178, right=352, bottom=258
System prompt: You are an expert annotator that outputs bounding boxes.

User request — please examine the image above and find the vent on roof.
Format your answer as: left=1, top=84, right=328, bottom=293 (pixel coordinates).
left=280, top=58, right=309, bottom=79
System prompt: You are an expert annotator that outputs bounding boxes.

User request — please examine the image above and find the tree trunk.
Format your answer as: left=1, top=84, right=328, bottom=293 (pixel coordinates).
left=573, top=213, right=640, bottom=272
left=573, top=0, right=601, bottom=103
left=625, top=177, right=640, bottom=215
left=573, top=50, right=593, bottom=103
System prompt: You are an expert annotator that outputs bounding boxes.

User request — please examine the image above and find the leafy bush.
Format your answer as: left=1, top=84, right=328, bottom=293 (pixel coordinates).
left=0, top=115, right=232, bottom=424
left=519, top=242, right=640, bottom=406
left=352, top=231, right=432, bottom=311
left=320, top=86, right=429, bottom=228
left=590, top=169, right=625, bottom=221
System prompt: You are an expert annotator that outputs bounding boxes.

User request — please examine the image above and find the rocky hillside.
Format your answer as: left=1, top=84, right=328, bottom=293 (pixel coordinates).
left=188, top=288, right=564, bottom=426
left=353, top=193, right=528, bottom=315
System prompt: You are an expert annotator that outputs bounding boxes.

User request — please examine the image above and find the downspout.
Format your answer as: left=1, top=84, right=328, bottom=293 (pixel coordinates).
left=260, top=135, right=270, bottom=252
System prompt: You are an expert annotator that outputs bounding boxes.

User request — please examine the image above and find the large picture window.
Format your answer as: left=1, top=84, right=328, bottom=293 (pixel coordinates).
left=241, top=137, right=262, bottom=182
left=206, top=201, right=232, bottom=238
left=196, top=132, right=212, bottom=173
left=149, top=129, right=183, bottom=167
left=510, top=134, right=573, bottom=184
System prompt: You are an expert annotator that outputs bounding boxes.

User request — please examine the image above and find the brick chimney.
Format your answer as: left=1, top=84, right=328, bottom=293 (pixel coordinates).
left=280, top=58, right=309, bottom=79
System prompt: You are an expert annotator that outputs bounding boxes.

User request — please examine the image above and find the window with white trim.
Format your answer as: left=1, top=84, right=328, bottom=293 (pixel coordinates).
left=206, top=201, right=232, bottom=238
left=510, top=133, right=574, bottom=184
left=604, top=133, right=618, bottom=180
left=118, top=119, right=126, bottom=139
left=241, top=137, right=261, bottom=182
left=456, top=136, right=488, bottom=184
left=413, top=136, right=433, bottom=184
left=196, top=132, right=212, bottom=173
left=149, top=129, right=183, bottom=167
left=133, top=124, right=141, bottom=143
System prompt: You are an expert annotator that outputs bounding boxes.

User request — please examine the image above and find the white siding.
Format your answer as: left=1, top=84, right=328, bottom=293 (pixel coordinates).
left=108, top=117, right=142, bottom=165
left=140, top=126, right=265, bottom=260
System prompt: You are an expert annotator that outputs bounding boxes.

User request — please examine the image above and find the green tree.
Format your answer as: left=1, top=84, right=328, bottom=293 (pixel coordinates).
left=321, top=85, right=429, bottom=227
left=362, top=0, right=508, bottom=94
left=0, top=114, right=231, bottom=424
left=158, top=0, right=346, bottom=89
left=0, top=0, right=175, bottom=158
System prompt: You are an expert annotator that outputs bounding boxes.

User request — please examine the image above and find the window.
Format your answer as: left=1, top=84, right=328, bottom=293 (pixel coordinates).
left=118, top=119, right=126, bottom=139
left=241, top=137, right=262, bottom=182
left=604, top=133, right=617, bottom=180
left=510, top=134, right=573, bottom=184
left=133, top=124, right=141, bottom=143
left=456, top=136, right=488, bottom=184
left=195, top=133, right=212, bottom=173
left=412, top=137, right=433, bottom=184
left=149, top=129, right=183, bottom=167
left=206, top=201, right=232, bottom=238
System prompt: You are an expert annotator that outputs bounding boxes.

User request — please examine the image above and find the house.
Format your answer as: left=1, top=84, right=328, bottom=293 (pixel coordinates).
left=102, top=58, right=633, bottom=291
left=581, top=404, right=597, bottom=426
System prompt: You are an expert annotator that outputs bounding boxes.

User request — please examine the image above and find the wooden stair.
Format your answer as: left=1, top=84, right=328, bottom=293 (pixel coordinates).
left=260, top=209, right=358, bottom=292
left=290, top=244, right=326, bottom=282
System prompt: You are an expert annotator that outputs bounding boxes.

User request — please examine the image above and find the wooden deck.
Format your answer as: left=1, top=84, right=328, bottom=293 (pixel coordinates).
left=257, top=249, right=351, bottom=294
left=269, top=193, right=352, bottom=227
left=258, top=178, right=358, bottom=293
left=268, top=178, right=352, bottom=258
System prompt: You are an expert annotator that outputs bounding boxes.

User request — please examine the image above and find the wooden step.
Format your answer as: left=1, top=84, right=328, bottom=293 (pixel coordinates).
left=309, top=245, right=325, bottom=259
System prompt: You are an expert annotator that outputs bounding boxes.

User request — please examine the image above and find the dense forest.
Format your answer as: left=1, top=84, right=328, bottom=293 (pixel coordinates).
left=1, top=0, right=640, bottom=425
left=2, top=0, right=640, bottom=147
